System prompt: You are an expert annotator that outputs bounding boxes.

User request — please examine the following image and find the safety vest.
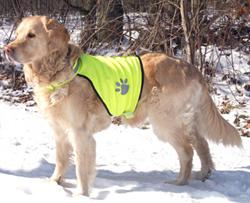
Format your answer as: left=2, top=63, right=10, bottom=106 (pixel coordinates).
left=73, top=54, right=144, bottom=118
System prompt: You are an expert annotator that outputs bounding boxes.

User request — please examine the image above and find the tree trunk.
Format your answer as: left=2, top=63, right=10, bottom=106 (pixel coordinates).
left=11, top=0, right=23, bottom=19
left=76, top=0, right=97, bottom=50
left=96, top=0, right=124, bottom=43
left=180, top=0, right=194, bottom=64
left=180, top=0, right=207, bottom=65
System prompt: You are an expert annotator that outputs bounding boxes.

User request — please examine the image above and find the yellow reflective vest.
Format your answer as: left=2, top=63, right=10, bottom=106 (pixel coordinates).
left=73, top=54, right=144, bottom=118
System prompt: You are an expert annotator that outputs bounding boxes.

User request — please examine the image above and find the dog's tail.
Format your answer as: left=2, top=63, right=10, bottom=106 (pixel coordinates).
left=197, top=90, right=242, bottom=147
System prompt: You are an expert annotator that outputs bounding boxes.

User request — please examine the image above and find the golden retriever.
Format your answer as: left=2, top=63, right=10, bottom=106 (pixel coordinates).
left=4, top=16, right=242, bottom=196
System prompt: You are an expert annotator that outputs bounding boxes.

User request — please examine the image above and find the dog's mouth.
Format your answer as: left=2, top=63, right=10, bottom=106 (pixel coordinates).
left=4, top=50, right=21, bottom=65
left=4, top=52, right=14, bottom=63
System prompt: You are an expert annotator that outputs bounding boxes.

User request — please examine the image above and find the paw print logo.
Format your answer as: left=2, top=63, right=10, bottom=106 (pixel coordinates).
left=115, top=78, right=129, bottom=95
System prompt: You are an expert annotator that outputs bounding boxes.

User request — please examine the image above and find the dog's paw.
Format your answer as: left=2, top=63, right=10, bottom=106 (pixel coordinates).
left=42, top=177, right=60, bottom=186
left=49, top=175, right=64, bottom=185
left=165, top=179, right=188, bottom=186
left=72, top=188, right=89, bottom=197
left=193, top=169, right=212, bottom=182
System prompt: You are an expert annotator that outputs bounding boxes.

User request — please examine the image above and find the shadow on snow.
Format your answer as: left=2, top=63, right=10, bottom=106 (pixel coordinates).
left=0, top=159, right=249, bottom=202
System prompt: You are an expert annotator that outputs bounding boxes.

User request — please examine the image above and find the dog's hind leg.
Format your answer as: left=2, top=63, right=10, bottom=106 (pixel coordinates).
left=166, top=137, right=194, bottom=185
left=190, top=132, right=214, bottom=181
left=152, top=125, right=194, bottom=185
left=50, top=126, right=72, bottom=184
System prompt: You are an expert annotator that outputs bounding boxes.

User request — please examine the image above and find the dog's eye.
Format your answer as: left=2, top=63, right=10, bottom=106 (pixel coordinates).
left=27, top=33, right=36, bottom=38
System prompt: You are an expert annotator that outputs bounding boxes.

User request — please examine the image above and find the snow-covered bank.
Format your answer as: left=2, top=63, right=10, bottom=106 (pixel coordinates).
left=0, top=102, right=250, bottom=203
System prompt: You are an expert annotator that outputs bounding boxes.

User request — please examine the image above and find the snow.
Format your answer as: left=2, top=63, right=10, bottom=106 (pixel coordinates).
left=0, top=102, right=250, bottom=203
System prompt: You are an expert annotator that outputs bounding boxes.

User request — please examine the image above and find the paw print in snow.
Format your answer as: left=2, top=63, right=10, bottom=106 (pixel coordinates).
left=115, top=78, right=129, bottom=95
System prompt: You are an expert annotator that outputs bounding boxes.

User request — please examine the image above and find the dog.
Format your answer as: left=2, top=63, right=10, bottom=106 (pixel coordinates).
left=4, top=16, right=242, bottom=196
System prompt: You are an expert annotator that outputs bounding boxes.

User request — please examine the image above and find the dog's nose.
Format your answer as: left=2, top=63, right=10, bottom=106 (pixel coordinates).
left=4, top=45, right=13, bottom=55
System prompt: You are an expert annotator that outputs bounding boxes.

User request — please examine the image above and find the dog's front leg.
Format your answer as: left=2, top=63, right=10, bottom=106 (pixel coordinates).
left=70, top=129, right=96, bottom=196
left=50, top=126, right=72, bottom=184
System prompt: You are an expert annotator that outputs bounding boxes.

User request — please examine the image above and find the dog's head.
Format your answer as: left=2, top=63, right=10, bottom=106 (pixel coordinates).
left=4, top=16, right=70, bottom=64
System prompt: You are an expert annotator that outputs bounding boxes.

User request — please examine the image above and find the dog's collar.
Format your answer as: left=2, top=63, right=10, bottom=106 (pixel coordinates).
left=72, top=56, right=81, bottom=73
left=45, top=72, right=77, bottom=93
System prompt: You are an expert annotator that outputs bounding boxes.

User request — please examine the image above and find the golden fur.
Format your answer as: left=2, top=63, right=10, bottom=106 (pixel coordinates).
left=4, top=16, right=242, bottom=196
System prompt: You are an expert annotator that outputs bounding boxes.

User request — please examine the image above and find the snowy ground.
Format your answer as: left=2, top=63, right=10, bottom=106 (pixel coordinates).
left=0, top=102, right=250, bottom=203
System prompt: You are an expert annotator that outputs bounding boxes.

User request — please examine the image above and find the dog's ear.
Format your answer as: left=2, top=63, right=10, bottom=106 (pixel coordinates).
left=43, top=17, right=70, bottom=51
